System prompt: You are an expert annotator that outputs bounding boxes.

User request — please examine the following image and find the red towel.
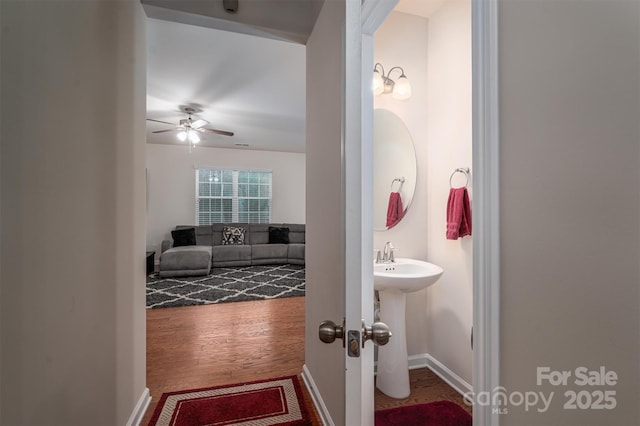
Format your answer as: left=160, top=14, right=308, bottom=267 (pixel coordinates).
left=386, top=192, right=404, bottom=228
left=446, top=187, right=472, bottom=240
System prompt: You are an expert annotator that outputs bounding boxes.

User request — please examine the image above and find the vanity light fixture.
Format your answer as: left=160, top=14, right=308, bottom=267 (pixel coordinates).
left=372, top=63, right=412, bottom=100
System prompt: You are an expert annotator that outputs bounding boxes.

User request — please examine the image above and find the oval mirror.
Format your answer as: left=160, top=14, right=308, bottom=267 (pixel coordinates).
left=373, top=109, right=417, bottom=231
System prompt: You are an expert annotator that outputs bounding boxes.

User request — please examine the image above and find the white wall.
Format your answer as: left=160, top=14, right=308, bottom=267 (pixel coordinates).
left=373, top=11, right=431, bottom=357
left=424, top=0, right=473, bottom=385
left=499, top=1, right=640, bottom=424
left=145, top=144, right=305, bottom=254
left=0, top=2, right=147, bottom=424
left=373, top=1, right=473, bottom=387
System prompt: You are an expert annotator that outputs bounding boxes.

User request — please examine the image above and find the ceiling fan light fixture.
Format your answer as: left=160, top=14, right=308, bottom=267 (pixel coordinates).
left=191, top=119, right=207, bottom=129
left=188, top=130, right=200, bottom=144
left=146, top=107, right=233, bottom=153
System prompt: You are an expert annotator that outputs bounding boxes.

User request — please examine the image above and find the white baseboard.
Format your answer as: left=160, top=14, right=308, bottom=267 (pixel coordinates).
left=301, top=364, right=333, bottom=426
left=126, top=387, right=151, bottom=426
left=407, top=353, right=473, bottom=397
left=407, top=353, right=430, bottom=370
left=374, top=353, right=472, bottom=397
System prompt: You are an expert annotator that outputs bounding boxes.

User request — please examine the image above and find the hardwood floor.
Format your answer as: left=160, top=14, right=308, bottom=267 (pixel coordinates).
left=375, top=369, right=472, bottom=415
left=142, top=297, right=318, bottom=425
left=142, top=296, right=470, bottom=425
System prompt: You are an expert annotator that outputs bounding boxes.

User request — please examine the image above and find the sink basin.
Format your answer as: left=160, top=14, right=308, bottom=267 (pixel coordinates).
left=374, top=258, right=444, bottom=293
left=373, top=258, right=444, bottom=399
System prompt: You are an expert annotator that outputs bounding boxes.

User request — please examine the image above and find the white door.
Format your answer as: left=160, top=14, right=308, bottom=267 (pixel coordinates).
left=303, top=1, right=395, bottom=425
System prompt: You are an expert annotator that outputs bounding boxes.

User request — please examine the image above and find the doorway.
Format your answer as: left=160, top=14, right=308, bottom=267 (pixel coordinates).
left=371, top=0, right=474, bottom=415
left=302, top=0, right=500, bottom=423
left=142, top=7, right=312, bottom=423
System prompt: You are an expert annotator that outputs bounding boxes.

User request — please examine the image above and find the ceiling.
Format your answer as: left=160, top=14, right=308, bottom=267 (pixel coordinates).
left=144, top=0, right=439, bottom=153
left=395, top=0, right=447, bottom=18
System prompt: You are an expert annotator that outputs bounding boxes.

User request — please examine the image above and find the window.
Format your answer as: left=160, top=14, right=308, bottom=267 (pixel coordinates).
left=196, top=169, right=272, bottom=224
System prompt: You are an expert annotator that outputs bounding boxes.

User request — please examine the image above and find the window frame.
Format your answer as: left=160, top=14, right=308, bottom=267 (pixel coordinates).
left=195, top=168, right=272, bottom=225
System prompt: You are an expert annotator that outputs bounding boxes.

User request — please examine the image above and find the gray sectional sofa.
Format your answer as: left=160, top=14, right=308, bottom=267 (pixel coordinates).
left=159, top=223, right=305, bottom=278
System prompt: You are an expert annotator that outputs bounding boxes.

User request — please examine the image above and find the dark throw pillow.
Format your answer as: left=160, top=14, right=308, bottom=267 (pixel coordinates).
left=268, top=226, right=290, bottom=244
left=222, top=226, right=246, bottom=245
left=171, top=227, right=196, bottom=247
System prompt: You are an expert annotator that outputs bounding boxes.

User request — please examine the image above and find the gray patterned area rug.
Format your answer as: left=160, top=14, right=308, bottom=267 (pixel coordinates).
left=146, top=264, right=305, bottom=309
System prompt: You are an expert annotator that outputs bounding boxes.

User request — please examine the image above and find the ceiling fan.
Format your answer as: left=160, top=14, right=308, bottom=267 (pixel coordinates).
left=146, top=107, right=234, bottom=146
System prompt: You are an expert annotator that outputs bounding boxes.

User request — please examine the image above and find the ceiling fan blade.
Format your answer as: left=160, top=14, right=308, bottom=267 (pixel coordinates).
left=152, top=129, right=177, bottom=134
left=191, top=119, right=208, bottom=129
left=147, top=118, right=176, bottom=126
left=199, top=128, right=234, bottom=137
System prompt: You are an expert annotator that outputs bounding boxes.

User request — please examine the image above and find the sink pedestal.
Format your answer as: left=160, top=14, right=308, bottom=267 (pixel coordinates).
left=373, top=258, right=444, bottom=399
left=376, top=290, right=410, bottom=399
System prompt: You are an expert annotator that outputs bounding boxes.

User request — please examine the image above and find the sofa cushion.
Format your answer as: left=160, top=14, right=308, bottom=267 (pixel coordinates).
left=251, top=244, right=288, bottom=265
left=159, top=245, right=212, bottom=273
left=252, top=243, right=288, bottom=260
left=287, top=243, right=305, bottom=261
left=222, top=226, right=246, bottom=245
left=212, top=245, right=252, bottom=266
left=268, top=226, right=289, bottom=244
left=171, top=228, right=196, bottom=247
left=175, top=225, right=213, bottom=246
left=211, top=224, right=225, bottom=245
left=194, top=225, right=214, bottom=246
left=284, top=223, right=305, bottom=244
left=249, top=224, right=270, bottom=244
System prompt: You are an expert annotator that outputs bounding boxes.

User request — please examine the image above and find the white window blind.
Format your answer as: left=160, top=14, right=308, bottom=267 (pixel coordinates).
left=195, top=168, right=272, bottom=225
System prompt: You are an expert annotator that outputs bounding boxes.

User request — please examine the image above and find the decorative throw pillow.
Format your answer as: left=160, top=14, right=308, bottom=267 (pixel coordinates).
left=171, top=227, right=196, bottom=247
left=222, top=226, right=246, bottom=245
left=268, top=226, right=290, bottom=244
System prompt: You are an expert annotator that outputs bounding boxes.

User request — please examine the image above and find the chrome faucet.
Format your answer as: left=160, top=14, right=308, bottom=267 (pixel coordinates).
left=381, top=241, right=395, bottom=263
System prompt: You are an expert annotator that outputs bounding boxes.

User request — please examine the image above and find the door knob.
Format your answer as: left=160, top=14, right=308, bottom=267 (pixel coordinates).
left=362, top=321, right=392, bottom=347
left=318, top=320, right=345, bottom=344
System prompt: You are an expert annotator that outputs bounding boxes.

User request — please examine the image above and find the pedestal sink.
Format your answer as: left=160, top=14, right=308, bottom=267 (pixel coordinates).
left=374, top=258, right=444, bottom=398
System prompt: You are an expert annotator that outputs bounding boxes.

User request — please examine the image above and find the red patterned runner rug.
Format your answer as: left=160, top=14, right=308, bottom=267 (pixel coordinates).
left=148, top=375, right=310, bottom=426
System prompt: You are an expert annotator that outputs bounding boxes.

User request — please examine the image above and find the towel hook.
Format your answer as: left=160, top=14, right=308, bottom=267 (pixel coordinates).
left=449, top=168, right=470, bottom=188
left=390, top=177, right=405, bottom=191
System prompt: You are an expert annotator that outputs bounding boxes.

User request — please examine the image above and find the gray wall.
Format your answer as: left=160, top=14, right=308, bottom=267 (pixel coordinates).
left=0, top=2, right=147, bottom=424
left=499, top=1, right=639, bottom=424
